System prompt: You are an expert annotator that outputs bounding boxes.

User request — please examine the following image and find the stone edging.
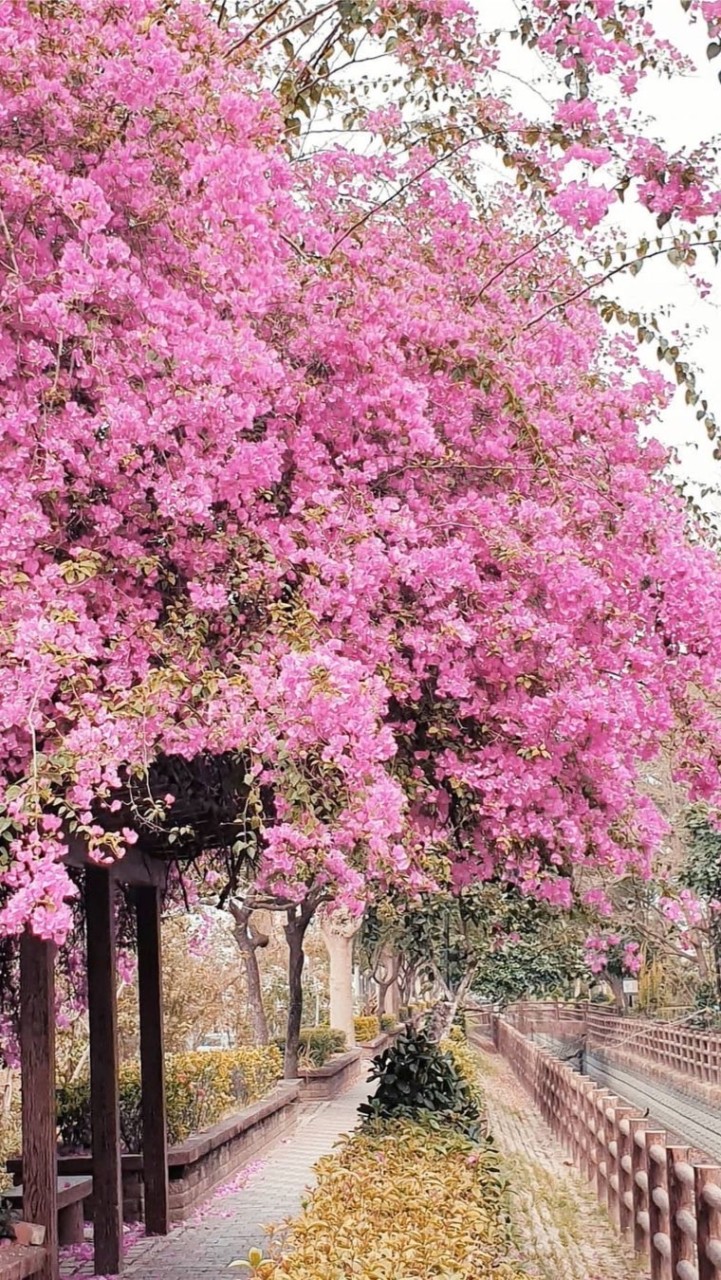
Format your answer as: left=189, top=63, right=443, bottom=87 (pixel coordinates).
left=10, top=1082, right=300, bottom=1225
left=357, top=1031, right=399, bottom=1056
left=296, top=1050, right=364, bottom=1100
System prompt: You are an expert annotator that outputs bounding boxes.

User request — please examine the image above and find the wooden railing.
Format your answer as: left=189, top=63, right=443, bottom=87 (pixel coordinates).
left=585, top=1010, right=721, bottom=1087
left=502, top=1000, right=588, bottom=1038
left=466, top=1005, right=494, bottom=1035
left=495, top=1016, right=721, bottom=1280
left=501, top=1001, right=721, bottom=1089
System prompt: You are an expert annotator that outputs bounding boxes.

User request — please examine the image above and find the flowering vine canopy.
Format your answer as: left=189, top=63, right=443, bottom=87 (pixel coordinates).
left=2, top=0, right=721, bottom=946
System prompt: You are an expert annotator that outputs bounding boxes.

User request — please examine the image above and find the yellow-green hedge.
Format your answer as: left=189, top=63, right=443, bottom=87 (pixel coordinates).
left=0, top=1089, right=20, bottom=1192
left=245, top=1119, right=523, bottom=1280
left=353, top=1015, right=380, bottom=1043
left=441, top=1030, right=484, bottom=1113
left=57, top=1045, right=282, bottom=1152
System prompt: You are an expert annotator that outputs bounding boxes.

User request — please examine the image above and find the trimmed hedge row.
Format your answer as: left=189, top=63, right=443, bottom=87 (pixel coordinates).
left=274, top=1027, right=346, bottom=1068
left=57, top=1045, right=283, bottom=1152
left=353, top=1015, right=380, bottom=1042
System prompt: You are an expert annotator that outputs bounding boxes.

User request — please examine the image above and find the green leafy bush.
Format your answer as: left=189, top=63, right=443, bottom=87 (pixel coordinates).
left=359, top=1027, right=482, bottom=1138
left=453, top=1008, right=468, bottom=1036
left=379, top=1014, right=397, bottom=1032
left=57, top=1045, right=282, bottom=1152
left=274, top=1026, right=346, bottom=1068
left=353, top=1015, right=380, bottom=1043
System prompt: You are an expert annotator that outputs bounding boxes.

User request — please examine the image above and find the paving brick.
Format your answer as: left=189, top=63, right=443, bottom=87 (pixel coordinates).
left=60, top=1077, right=372, bottom=1280
left=477, top=1045, right=648, bottom=1280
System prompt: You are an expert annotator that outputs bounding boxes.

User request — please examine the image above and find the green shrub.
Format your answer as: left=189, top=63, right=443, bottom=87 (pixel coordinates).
left=254, top=1119, right=522, bottom=1280
left=441, top=1032, right=484, bottom=1114
left=379, top=1014, right=396, bottom=1032
left=453, top=1008, right=468, bottom=1036
left=274, top=1026, right=346, bottom=1068
left=353, top=1015, right=380, bottom=1043
left=398, top=1003, right=420, bottom=1022
left=57, top=1044, right=282, bottom=1152
left=359, top=1027, right=482, bottom=1138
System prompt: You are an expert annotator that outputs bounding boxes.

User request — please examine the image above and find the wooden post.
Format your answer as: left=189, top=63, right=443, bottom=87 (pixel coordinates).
left=580, top=1081, right=595, bottom=1180
left=631, top=1121, right=650, bottom=1257
left=618, top=1115, right=642, bottom=1237
left=86, top=867, right=123, bottom=1275
left=646, top=1132, right=670, bottom=1280
left=136, top=886, right=169, bottom=1236
left=20, top=933, right=58, bottom=1280
left=668, top=1147, right=695, bottom=1280
left=609, top=1107, right=633, bottom=1227
left=604, top=1099, right=619, bottom=1216
left=696, top=1166, right=721, bottom=1280
left=593, top=1090, right=612, bottom=1201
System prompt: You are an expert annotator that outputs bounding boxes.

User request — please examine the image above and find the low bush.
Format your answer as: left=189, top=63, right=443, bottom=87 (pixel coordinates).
left=359, top=1027, right=482, bottom=1138
left=353, top=1015, right=380, bottom=1043
left=379, top=1013, right=396, bottom=1032
left=57, top=1044, right=282, bottom=1152
left=453, top=1007, right=468, bottom=1036
left=442, top=1031, right=485, bottom=1114
left=0, top=1082, right=20, bottom=1192
left=253, top=1119, right=522, bottom=1280
left=274, top=1026, right=346, bottom=1068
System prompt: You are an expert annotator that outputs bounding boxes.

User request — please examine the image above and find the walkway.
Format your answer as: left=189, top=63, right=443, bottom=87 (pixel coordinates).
left=61, top=1076, right=371, bottom=1280
left=476, top=1044, right=647, bottom=1280
left=61, top=1050, right=646, bottom=1280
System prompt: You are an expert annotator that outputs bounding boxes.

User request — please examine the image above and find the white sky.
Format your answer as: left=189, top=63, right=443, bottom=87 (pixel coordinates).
left=483, top=0, right=721, bottom=519
left=304, top=0, right=721, bottom=516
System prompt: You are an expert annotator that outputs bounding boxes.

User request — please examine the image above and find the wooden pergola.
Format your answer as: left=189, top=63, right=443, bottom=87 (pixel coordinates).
left=20, top=850, right=170, bottom=1280
left=14, top=750, right=254, bottom=1280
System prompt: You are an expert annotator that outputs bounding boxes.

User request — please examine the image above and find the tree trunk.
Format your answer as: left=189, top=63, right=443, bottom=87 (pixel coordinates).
left=376, top=950, right=401, bottom=1018
left=283, top=904, right=313, bottom=1078
left=229, top=903, right=269, bottom=1045
left=608, top=972, right=626, bottom=1012
left=425, top=969, right=476, bottom=1042
left=398, top=961, right=416, bottom=1010
left=320, top=910, right=363, bottom=1047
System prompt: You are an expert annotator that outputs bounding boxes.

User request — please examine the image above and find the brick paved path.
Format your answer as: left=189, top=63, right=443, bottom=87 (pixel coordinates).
left=476, top=1044, right=647, bottom=1280
left=62, top=1049, right=646, bottom=1280
left=61, top=1076, right=371, bottom=1280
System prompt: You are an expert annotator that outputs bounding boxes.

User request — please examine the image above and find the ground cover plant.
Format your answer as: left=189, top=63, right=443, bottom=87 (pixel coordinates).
left=241, top=1119, right=523, bottom=1280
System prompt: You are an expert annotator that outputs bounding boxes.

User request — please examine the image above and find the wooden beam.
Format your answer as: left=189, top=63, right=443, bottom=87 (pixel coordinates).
left=64, top=840, right=168, bottom=888
left=135, top=886, right=169, bottom=1236
left=19, top=933, right=58, bottom=1280
left=85, top=868, right=123, bottom=1275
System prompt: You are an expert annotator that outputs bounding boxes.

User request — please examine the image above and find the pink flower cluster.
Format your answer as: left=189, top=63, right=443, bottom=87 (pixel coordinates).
left=2, top=0, right=721, bottom=949
left=584, top=934, right=642, bottom=976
